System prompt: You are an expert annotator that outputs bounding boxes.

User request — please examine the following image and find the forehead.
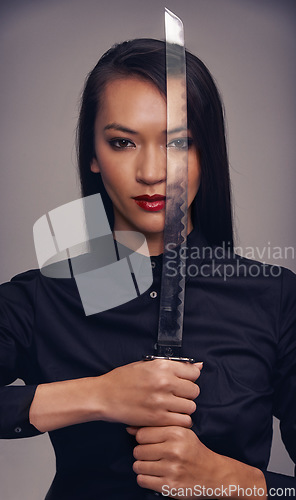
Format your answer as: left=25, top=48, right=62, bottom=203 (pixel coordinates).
left=96, top=77, right=166, bottom=126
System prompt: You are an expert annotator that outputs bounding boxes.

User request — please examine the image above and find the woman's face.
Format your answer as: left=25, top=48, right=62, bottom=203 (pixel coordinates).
left=91, top=77, right=201, bottom=237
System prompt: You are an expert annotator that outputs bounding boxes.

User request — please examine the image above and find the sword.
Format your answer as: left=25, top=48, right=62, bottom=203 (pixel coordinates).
left=144, top=8, right=195, bottom=364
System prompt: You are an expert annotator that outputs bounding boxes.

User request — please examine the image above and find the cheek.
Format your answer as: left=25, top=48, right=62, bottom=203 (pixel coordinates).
left=100, top=170, right=121, bottom=199
left=95, top=152, right=121, bottom=192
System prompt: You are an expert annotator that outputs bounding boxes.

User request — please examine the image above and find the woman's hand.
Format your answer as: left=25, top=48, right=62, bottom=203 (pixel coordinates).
left=127, top=426, right=267, bottom=499
left=29, top=360, right=201, bottom=433
left=96, top=360, right=202, bottom=428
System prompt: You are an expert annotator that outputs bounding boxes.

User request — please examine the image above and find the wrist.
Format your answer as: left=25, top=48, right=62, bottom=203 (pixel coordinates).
left=87, top=374, right=115, bottom=422
left=219, top=455, right=267, bottom=499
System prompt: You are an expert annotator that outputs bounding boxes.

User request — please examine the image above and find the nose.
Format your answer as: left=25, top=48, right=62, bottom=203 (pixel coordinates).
left=136, top=145, right=166, bottom=186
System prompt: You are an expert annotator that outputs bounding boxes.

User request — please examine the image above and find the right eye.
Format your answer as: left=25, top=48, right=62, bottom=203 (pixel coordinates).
left=109, top=138, right=135, bottom=149
left=166, top=137, right=193, bottom=150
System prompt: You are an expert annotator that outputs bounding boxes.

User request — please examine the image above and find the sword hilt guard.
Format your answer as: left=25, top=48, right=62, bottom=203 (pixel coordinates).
left=144, top=345, right=195, bottom=364
left=143, top=354, right=195, bottom=364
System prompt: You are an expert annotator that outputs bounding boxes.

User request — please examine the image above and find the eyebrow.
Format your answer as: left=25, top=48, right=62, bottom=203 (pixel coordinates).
left=104, top=123, right=137, bottom=134
left=104, top=123, right=189, bottom=136
left=167, top=126, right=188, bottom=135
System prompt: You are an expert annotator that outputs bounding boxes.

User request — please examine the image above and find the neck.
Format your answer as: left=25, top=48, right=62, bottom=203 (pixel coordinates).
left=121, top=219, right=193, bottom=257
left=113, top=229, right=164, bottom=257
left=145, top=231, right=165, bottom=256
left=113, top=215, right=193, bottom=257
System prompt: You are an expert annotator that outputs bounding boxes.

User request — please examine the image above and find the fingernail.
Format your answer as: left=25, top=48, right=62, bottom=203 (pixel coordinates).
left=195, top=361, right=203, bottom=369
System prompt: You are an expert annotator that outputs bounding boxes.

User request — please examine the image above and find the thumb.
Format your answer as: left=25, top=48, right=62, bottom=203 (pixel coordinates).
left=194, top=361, right=203, bottom=370
left=126, top=426, right=139, bottom=435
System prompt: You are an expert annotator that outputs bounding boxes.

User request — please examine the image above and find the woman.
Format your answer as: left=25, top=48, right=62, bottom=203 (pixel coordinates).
left=0, top=39, right=295, bottom=499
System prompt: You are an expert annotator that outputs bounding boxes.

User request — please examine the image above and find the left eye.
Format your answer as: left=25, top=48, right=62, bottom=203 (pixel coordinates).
left=109, top=138, right=135, bottom=149
left=167, top=138, right=192, bottom=150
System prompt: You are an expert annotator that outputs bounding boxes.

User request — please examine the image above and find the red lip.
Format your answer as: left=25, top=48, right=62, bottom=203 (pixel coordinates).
left=133, top=194, right=166, bottom=201
left=133, top=194, right=166, bottom=212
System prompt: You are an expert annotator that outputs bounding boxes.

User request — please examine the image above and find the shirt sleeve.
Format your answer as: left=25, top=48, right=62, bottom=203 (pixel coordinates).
left=263, top=471, right=296, bottom=498
left=0, top=271, right=43, bottom=439
left=263, top=267, right=296, bottom=497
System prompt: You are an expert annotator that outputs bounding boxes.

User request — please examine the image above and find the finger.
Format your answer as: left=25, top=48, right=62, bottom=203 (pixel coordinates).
left=133, top=459, right=165, bottom=477
left=162, top=411, right=193, bottom=428
left=173, top=378, right=200, bottom=400
left=135, top=426, right=170, bottom=444
left=171, top=360, right=202, bottom=382
left=133, top=442, right=164, bottom=461
left=135, top=426, right=167, bottom=444
left=168, top=395, right=197, bottom=415
left=136, top=474, right=165, bottom=493
left=135, top=425, right=185, bottom=444
left=148, top=359, right=201, bottom=383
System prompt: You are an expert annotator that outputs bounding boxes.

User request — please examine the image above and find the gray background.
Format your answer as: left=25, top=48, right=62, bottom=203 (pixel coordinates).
left=0, top=0, right=295, bottom=498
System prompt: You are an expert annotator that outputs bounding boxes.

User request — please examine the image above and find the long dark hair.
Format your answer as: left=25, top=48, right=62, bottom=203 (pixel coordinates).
left=77, top=38, right=233, bottom=248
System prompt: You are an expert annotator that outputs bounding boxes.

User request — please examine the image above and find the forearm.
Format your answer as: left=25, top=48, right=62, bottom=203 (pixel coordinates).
left=29, top=360, right=200, bottom=433
left=29, top=376, right=104, bottom=432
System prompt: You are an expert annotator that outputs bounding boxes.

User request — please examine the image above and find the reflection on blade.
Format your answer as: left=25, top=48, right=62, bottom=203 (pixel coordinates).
left=165, top=8, right=185, bottom=45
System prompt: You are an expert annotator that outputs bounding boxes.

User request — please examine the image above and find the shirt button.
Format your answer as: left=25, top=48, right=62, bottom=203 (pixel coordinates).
left=150, top=291, right=157, bottom=299
left=14, top=426, right=22, bottom=433
left=151, top=261, right=156, bottom=269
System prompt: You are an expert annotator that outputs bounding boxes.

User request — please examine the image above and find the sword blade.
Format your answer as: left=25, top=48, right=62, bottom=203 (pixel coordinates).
left=156, top=9, right=189, bottom=359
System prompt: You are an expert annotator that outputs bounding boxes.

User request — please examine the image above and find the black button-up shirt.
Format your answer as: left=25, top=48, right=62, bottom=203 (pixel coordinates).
left=0, top=230, right=295, bottom=499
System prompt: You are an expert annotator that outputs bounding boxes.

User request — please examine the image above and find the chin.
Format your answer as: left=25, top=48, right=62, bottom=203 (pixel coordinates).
left=113, top=210, right=165, bottom=236
left=143, top=226, right=165, bottom=236
left=136, top=216, right=165, bottom=235
left=129, top=222, right=163, bottom=236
